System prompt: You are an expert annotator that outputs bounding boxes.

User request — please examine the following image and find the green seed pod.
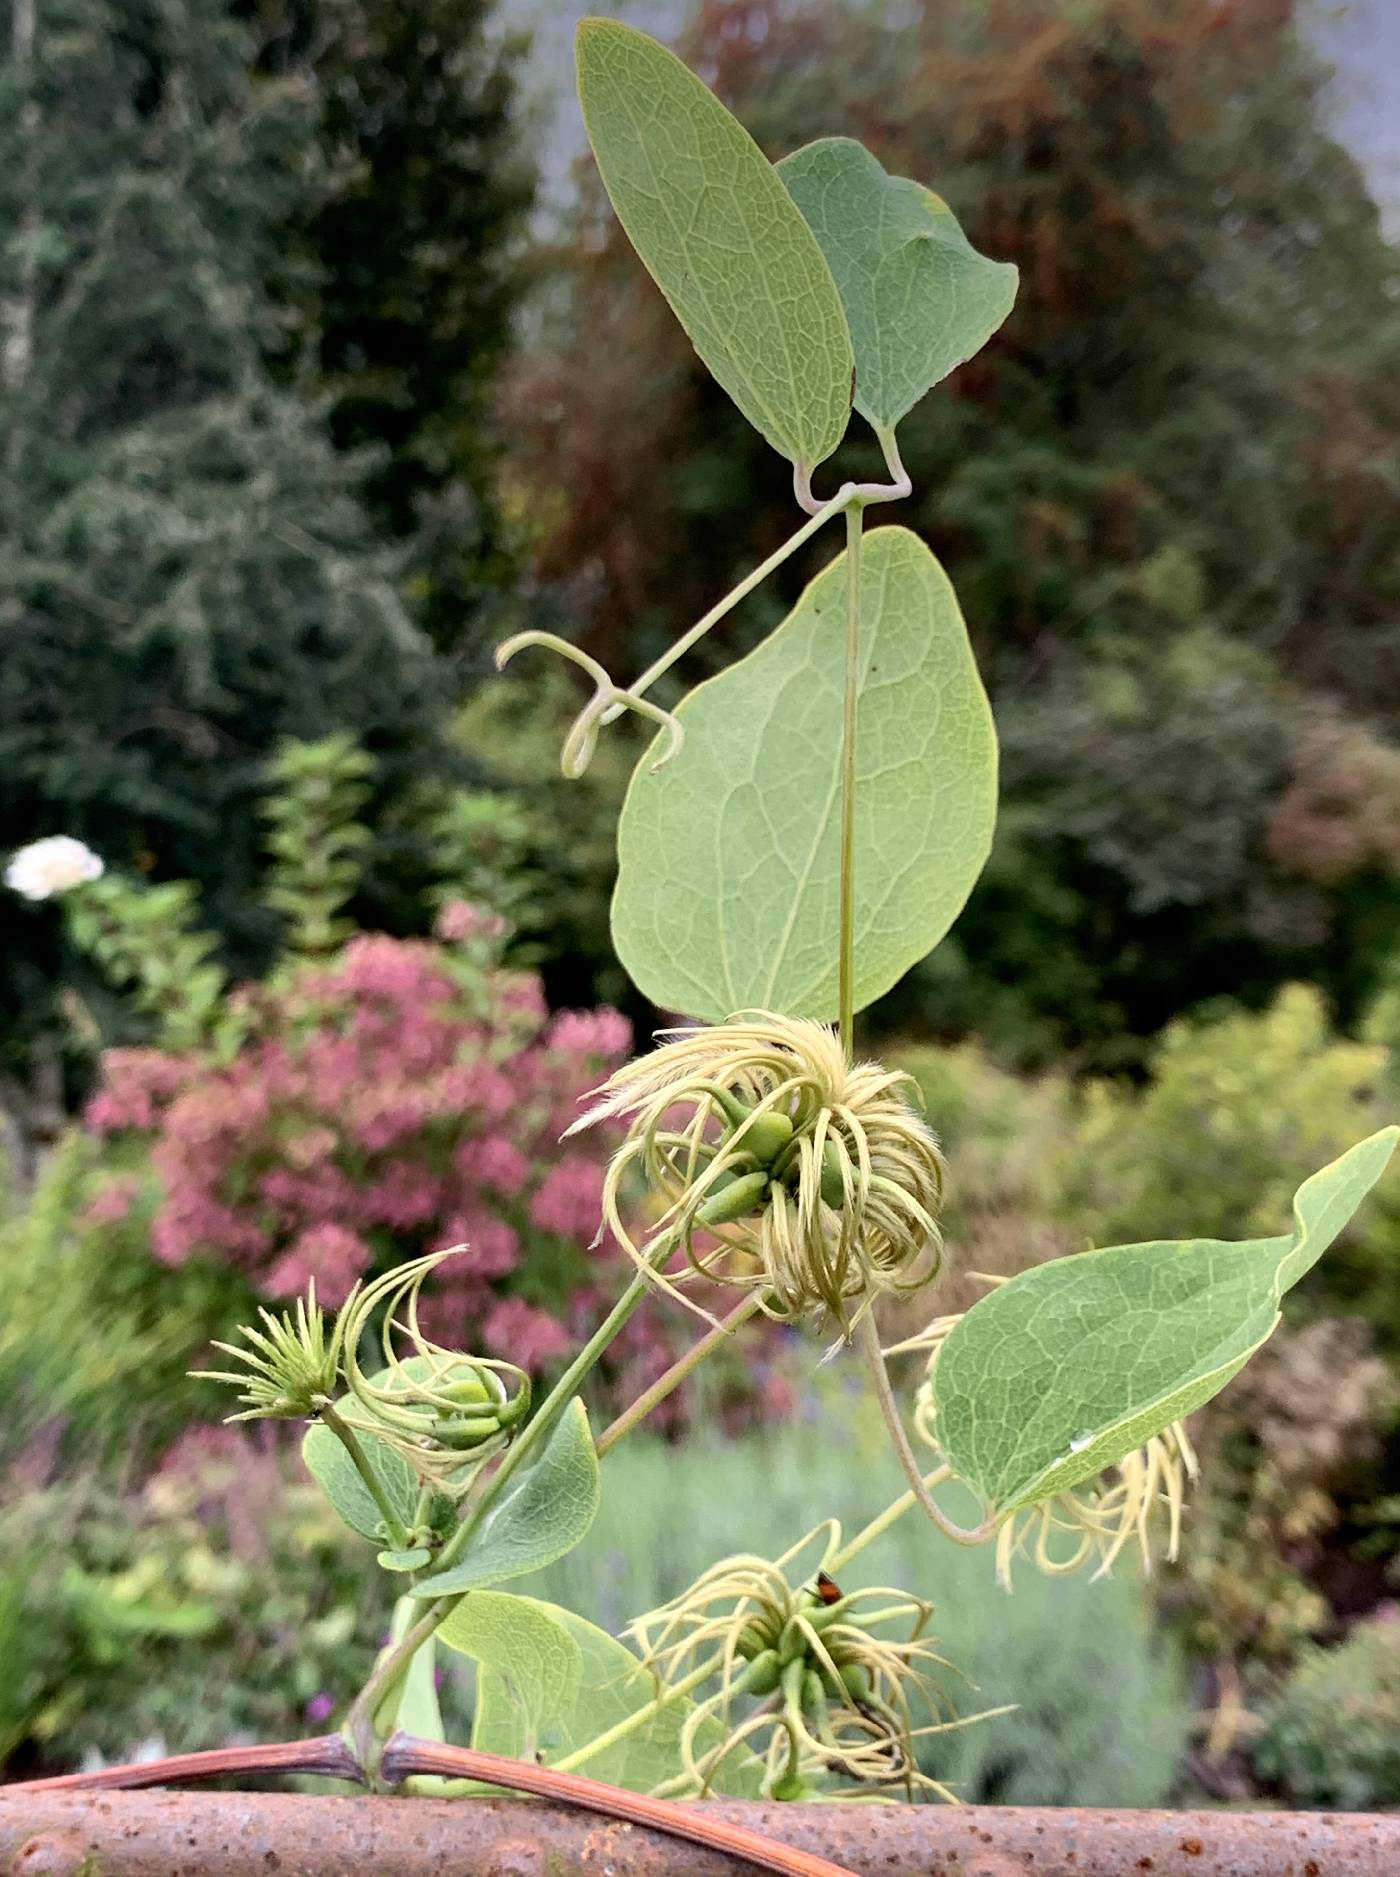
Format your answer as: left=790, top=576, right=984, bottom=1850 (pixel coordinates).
left=428, top=1414, right=502, bottom=1449
left=839, top=1662, right=871, bottom=1700
left=436, top=1369, right=492, bottom=1406
left=495, top=1374, right=532, bottom=1426
left=770, top=1770, right=808, bottom=1802
left=733, top=1109, right=794, bottom=1166
left=697, top=1169, right=769, bottom=1227
left=803, top=1597, right=848, bottom=1634
left=739, top=1649, right=783, bottom=1697
left=818, top=1139, right=847, bottom=1209
left=801, top=1666, right=828, bottom=1718
left=735, top=1617, right=771, bottom=1660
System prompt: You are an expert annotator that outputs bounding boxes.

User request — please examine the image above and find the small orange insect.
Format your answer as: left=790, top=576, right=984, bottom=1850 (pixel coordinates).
left=814, top=1570, right=843, bottom=1606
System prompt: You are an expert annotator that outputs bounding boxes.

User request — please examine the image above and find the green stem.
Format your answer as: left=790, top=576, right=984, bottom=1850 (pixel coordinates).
left=343, top=1234, right=685, bottom=1764
left=594, top=1292, right=765, bottom=1458
left=838, top=501, right=864, bottom=1063
left=551, top=1651, right=725, bottom=1775
left=342, top=1596, right=450, bottom=1775
left=602, top=495, right=850, bottom=723
left=855, top=1313, right=995, bottom=1549
left=321, top=1404, right=411, bottom=1549
left=425, top=1231, right=680, bottom=1582
left=827, top=1464, right=953, bottom=1575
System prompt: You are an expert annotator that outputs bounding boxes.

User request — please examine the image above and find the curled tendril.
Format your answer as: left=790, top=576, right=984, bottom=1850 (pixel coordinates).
left=494, top=631, right=684, bottom=778
left=627, top=1524, right=989, bottom=1801
left=337, top=1250, right=531, bottom=1493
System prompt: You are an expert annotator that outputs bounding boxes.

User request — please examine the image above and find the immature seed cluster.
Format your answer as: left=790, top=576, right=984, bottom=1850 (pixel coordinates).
left=570, top=1012, right=945, bottom=1328
left=196, top=1250, right=531, bottom=1494
left=628, top=1526, right=967, bottom=1800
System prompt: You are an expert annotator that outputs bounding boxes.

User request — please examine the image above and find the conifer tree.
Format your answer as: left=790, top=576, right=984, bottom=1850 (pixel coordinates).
left=0, top=0, right=446, bottom=1080
left=266, top=0, right=536, bottom=655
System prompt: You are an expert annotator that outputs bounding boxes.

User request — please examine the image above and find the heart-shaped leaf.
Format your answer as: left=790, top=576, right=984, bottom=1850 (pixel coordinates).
left=439, top=1590, right=584, bottom=1758
left=411, top=1399, right=600, bottom=1597
left=302, top=1419, right=419, bottom=1544
left=929, top=1128, right=1398, bottom=1517
left=612, top=525, right=997, bottom=1021
left=576, top=19, right=853, bottom=473
left=779, top=138, right=1017, bottom=437
left=456, top=1593, right=764, bottom=1796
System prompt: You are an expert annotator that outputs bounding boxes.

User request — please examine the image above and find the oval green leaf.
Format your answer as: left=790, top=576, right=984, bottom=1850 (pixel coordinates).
left=612, top=525, right=997, bottom=1021
left=576, top=19, right=853, bottom=472
left=439, top=1590, right=584, bottom=1760
left=302, top=1419, right=419, bottom=1544
left=411, top=1399, right=601, bottom=1597
left=454, top=1593, right=763, bottom=1796
left=929, top=1128, right=1399, bottom=1517
left=778, top=138, right=1017, bottom=436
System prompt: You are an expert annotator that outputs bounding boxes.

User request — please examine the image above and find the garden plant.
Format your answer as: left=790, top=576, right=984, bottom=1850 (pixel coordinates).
left=12, top=17, right=1398, bottom=1862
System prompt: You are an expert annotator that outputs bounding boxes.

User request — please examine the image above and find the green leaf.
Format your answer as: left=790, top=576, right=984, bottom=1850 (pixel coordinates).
left=302, top=1420, right=419, bottom=1544
left=612, top=525, right=997, bottom=1021
left=930, top=1128, right=1399, bottom=1517
left=576, top=19, right=853, bottom=472
left=411, top=1400, right=600, bottom=1597
left=439, top=1590, right=584, bottom=1758
left=459, top=1594, right=763, bottom=1796
left=778, top=138, right=1017, bottom=435
left=378, top=1546, right=433, bottom=1573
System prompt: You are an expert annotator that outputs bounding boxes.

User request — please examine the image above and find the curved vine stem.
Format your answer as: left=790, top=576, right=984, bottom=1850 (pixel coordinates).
left=856, top=1312, right=996, bottom=1549
left=380, top=1736, right=860, bottom=1877
left=594, top=1290, right=765, bottom=1457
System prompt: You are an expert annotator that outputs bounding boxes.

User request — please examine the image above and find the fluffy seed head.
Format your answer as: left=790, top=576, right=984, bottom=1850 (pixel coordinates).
left=571, top=1012, right=945, bottom=1329
left=627, top=1525, right=978, bottom=1800
left=336, top=1250, right=531, bottom=1492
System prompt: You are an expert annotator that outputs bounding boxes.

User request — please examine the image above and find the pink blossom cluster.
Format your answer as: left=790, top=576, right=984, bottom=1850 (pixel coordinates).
left=84, top=933, right=636, bottom=1363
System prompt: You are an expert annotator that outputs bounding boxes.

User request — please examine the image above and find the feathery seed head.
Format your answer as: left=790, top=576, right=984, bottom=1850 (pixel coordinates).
left=571, top=1011, right=945, bottom=1329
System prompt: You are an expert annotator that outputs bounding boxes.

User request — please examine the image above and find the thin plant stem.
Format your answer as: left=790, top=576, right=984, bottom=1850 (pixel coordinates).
left=856, top=1313, right=995, bottom=1548
left=827, top=1464, right=954, bottom=1575
left=551, top=1651, right=725, bottom=1774
left=594, top=1292, right=765, bottom=1457
left=601, top=493, right=847, bottom=723
left=320, top=1404, right=411, bottom=1548
left=343, top=1231, right=690, bottom=1752
left=342, top=1598, right=451, bottom=1771
left=427, top=1229, right=680, bottom=1582
left=838, top=501, right=863, bottom=1063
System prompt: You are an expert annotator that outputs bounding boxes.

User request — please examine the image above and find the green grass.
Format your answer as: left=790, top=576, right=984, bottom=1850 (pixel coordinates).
left=513, top=1385, right=1191, bottom=1806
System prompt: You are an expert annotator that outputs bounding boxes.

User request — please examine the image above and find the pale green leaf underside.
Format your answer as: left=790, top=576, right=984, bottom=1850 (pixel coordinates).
left=932, top=1128, right=1399, bottom=1516
left=576, top=19, right=853, bottom=470
left=302, top=1420, right=419, bottom=1544
left=459, top=1593, right=764, bottom=1796
left=613, top=526, right=997, bottom=1021
left=439, top=1590, right=583, bottom=1759
left=302, top=1356, right=452, bottom=1544
left=411, top=1400, right=601, bottom=1597
left=778, top=138, right=1017, bottom=434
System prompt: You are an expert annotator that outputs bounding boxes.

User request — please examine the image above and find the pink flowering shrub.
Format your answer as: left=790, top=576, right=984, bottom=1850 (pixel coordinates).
left=83, top=931, right=648, bottom=1374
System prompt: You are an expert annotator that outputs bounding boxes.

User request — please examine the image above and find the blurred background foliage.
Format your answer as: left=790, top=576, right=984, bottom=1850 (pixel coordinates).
left=2, top=0, right=1400, bottom=1810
